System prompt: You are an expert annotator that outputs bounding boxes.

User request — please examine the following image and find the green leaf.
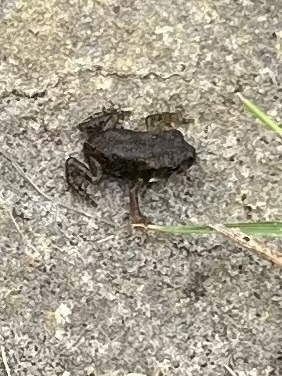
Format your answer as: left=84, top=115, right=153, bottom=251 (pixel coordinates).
left=149, top=221, right=282, bottom=237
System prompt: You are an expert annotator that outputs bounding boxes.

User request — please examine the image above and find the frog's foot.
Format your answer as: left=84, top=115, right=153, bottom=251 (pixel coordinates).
left=129, top=183, right=151, bottom=228
left=145, top=112, right=185, bottom=132
left=78, top=108, right=131, bottom=134
left=65, top=156, right=100, bottom=205
left=129, top=212, right=151, bottom=227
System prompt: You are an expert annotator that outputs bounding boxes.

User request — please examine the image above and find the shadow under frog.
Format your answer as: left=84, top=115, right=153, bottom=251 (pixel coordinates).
left=65, top=109, right=196, bottom=225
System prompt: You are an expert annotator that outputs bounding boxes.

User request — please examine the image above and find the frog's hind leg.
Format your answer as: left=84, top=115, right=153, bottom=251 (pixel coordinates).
left=86, top=154, right=103, bottom=180
left=145, top=112, right=185, bottom=132
left=78, top=111, right=119, bottom=134
left=78, top=109, right=131, bottom=134
left=65, top=156, right=101, bottom=205
left=129, top=182, right=151, bottom=226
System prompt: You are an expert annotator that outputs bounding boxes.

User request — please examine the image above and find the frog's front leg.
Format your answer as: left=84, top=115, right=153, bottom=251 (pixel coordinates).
left=145, top=112, right=185, bottom=132
left=65, top=156, right=102, bottom=205
left=129, top=181, right=151, bottom=226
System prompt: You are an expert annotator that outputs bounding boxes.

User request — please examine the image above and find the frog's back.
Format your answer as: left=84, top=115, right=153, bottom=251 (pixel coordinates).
left=93, top=128, right=195, bottom=180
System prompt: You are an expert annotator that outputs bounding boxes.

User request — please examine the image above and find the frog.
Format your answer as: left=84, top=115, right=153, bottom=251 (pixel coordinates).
left=65, top=109, right=196, bottom=225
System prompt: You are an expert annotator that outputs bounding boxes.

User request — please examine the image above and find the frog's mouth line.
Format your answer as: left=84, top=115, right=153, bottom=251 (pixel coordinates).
left=175, top=155, right=196, bottom=174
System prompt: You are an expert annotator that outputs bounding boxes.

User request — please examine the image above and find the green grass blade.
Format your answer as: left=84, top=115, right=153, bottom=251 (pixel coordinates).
left=237, top=93, right=282, bottom=138
left=149, top=221, right=282, bottom=237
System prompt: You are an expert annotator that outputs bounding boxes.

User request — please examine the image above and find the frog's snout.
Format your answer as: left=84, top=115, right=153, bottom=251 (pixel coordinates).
left=185, top=155, right=196, bottom=170
left=176, top=147, right=196, bottom=174
left=186, top=145, right=196, bottom=166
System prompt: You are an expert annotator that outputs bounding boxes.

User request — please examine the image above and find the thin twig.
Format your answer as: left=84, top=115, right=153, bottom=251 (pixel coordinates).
left=1, top=346, right=11, bottom=376
left=0, top=149, right=100, bottom=221
left=7, top=208, right=41, bottom=259
left=210, top=224, right=282, bottom=268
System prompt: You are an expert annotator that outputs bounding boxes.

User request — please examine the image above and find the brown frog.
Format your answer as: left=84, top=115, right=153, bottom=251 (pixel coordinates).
left=65, top=109, right=196, bottom=225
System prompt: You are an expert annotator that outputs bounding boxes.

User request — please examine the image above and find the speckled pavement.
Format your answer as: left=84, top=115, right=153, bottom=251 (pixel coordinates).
left=0, top=1, right=282, bottom=375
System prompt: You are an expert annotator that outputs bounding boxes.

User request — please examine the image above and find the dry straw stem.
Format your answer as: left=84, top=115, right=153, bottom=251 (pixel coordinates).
left=210, top=224, right=282, bottom=269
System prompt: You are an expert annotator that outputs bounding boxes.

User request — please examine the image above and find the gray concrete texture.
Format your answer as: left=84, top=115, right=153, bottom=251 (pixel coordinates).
left=0, top=0, right=282, bottom=375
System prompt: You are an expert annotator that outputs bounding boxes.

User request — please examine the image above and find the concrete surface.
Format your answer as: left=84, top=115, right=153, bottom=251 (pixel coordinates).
left=1, top=0, right=282, bottom=375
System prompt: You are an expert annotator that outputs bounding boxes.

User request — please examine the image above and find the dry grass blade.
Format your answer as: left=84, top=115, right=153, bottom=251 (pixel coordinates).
left=7, top=208, right=42, bottom=259
left=1, top=346, right=11, bottom=376
left=210, top=224, right=282, bottom=268
left=0, top=149, right=97, bottom=220
left=223, top=365, right=238, bottom=376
